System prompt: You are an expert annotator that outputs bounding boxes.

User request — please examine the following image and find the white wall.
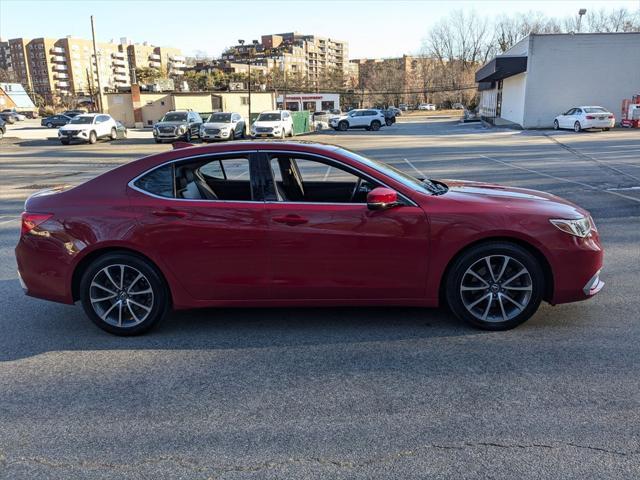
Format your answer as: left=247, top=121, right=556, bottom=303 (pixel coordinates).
left=523, top=33, right=640, bottom=128
left=500, top=72, right=527, bottom=127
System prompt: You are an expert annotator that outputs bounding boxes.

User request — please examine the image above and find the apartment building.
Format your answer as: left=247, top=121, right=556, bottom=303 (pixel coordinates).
left=0, top=36, right=185, bottom=103
left=121, top=39, right=186, bottom=82
left=222, top=32, right=348, bottom=86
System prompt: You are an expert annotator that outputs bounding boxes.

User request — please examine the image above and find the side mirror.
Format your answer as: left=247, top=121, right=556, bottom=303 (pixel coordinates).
left=367, top=187, right=401, bottom=211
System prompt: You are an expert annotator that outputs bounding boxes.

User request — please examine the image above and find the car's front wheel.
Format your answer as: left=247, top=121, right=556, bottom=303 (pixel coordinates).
left=553, top=120, right=559, bottom=130
left=445, top=242, right=544, bottom=330
left=80, top=252, right=169, bottom=336
left=88, top=131, right=97, bottom=144
left=110, top=127, right=117, bottom=140
left=46, top=122, right=53, bottom=128
left=338, top=121, right=349, bottom=131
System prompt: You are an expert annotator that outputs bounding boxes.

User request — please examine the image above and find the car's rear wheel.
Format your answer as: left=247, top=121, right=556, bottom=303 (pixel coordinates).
left=80, top=252, right=169, bottom=336
left=338, top=121, right=348, bottom=131
left=110, top=127, right=117, bottom=140
left=445, top=242, right=544, bottom=331
left=574, top=121, right=581, bottom=132
left=553, top=120, right=559, bottom=130
left=370, top=120, right=381, bottom=131
left=89, top=131, right=97, bottom=144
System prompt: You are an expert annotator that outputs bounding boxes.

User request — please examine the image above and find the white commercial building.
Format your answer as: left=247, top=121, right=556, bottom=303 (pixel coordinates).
left=476, top=33, right=640, bottom=128
left=276, top=93, right=340, bottom=112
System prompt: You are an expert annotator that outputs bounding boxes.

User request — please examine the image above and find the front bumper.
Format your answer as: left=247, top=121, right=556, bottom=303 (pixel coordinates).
left=251, top=131, right=280, bottom=138
left=583, top=270, right=604, bottom=296
left=59, top=130, right=89, bottom=141
left=201, top=130, right=232, bottom=141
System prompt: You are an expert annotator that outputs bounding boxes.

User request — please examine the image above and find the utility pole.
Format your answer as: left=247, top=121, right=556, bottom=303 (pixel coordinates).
left=90, top=15, right=105, bottom=112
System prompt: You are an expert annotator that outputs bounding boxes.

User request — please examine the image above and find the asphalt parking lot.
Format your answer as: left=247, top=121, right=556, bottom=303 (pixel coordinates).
left=1, top=119, right=639, bottom=479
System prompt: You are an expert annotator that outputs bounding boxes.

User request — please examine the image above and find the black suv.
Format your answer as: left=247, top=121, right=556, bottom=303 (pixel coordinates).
left=153, top=110, right=202, bottom=143
left=0, top=117, right=6, bottom=139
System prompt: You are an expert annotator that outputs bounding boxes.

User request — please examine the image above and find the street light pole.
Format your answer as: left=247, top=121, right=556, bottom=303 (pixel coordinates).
left=577, top=8, right=587, bottom=32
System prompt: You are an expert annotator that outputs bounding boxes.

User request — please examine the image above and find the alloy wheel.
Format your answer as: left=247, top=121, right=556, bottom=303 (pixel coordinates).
left=460, top=255, right=533, bottom=323
left=89, top=264, right=154, bottom=328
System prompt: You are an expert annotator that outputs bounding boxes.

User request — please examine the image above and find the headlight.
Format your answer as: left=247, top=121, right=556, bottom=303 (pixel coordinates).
left=549, top=217, right=592, bottom=237
left=178, top=125, right=186, bottom=133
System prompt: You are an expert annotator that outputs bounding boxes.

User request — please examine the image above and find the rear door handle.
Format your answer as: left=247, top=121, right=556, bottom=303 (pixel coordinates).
left=152, top=209, right=187, bottom=218
left=273, top=214, right=308, bottom=226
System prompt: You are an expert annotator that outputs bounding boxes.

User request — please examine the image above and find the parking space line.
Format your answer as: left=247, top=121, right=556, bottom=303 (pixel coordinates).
left=0, top=217, right=20, bottom=225
left=478, top=155, right=640, bottom=204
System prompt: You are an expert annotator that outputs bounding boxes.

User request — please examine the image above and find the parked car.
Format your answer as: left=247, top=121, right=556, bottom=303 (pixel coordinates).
left=554, top=106, right=615, bottom=132
left=58, top=113, right=119, bottom=145
left=153, top=110, right=202, bottom=143
left=0, top=117, right=5, bottom=139
left=330, top=109, right=386, bottom=131
left=388, top=107, right=402, bottom=117
left=418, top=103, right=436, bottom=111
left=1, top=109, right=26, bottom=121
left=251, top=110, right=294, bottom=138
left=115, top=121, right=128, bottom=139
left=452, top=103, right=465, bottom=110
left=381, top=109, right=397, bottom=126
left=62, top=109, right=87, bottom=118
left=0, top=112, right=19, bottom=124
left=41, top=114, right=72, bottom=128
left=399, top=104, right=409, bottom=111
left=15, top=142, right=604, bottom=336
left=200, top=112, right=246, bottom=142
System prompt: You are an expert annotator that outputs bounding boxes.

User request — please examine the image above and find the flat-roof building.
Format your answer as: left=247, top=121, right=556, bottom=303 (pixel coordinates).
left=476, top=33, right=640, bottom=128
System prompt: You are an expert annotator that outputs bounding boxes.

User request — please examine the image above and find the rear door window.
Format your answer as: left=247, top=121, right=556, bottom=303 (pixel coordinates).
left=133, top=164, right=174, bottom=198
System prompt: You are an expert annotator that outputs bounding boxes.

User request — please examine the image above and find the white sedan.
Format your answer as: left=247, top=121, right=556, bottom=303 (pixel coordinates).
left=418, top=103, right=436, bottom=111
left=554, top=106, right=615, bottom=132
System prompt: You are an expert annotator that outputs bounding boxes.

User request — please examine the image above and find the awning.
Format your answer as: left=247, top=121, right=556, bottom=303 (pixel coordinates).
left=475, top=56, right=527, bottom=83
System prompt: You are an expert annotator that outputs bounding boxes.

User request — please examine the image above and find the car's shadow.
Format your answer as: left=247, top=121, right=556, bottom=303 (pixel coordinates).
left=0, top=277, right=489, bottom=362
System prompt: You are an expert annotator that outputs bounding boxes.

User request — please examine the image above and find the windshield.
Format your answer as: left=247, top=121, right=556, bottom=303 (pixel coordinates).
left=584, top=107, right=608, bottom=113
left=70, top=116, right=94, bottom=124
left=207, top=113, right=232, bottom=123
left=257, top=113, right=281, bottom=121
left=338, top=148, right=442, bottom=195
left=161, top=113, right=188, bottom=122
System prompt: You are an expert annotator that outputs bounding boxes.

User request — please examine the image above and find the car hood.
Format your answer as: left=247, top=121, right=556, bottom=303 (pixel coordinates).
left=253, top=121, right=283, bottom=128
left=202, top=122, right=232, bottom=129
left=59, top=123, right=93, bottom=131
left=439, top=179, right=588, bottom=218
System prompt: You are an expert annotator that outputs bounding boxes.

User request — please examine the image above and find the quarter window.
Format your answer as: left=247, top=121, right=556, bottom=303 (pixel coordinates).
left=133, top=164, right=174, bottom=198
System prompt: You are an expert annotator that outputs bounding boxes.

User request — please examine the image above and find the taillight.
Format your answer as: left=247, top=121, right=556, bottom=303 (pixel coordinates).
left=585, top=115, right=595, bottom=119
left=21, top=212, right=52, bottom=236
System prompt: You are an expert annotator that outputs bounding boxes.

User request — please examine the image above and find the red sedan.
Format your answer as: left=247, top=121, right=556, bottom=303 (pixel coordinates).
left=15, top=142, right=604, bottom=335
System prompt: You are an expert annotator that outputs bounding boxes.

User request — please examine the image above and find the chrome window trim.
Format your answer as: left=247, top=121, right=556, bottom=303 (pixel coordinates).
left=261, top=150, right=418, bottom=207
left=127, top=150, right=264, bottom=204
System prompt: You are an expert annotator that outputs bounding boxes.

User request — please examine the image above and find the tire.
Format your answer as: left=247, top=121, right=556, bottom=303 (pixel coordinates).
left=185, top=130, right=192, bottom=142
left=553, top=120, right=559, bottom=130
left=445, top=242, right=544, bottom=331
left=60, top=139, right=69, bottom=145
left=123, top=130, right=128, bottom=138
left=280, top=129, right=285, bottom=139
left=110, top=127, right=117, bottom=140
left=288, top=127, right=294, bottom=137
left=603, top=128, right=610, bottom=131
left=154, top=138, right=161, bottom=144
left=385, top=119, right=393, bottom=126
left=370, top=120, right=381, bottom=131
left=89, top=131, right=97, bottom=144
left=338, top=121, right=348, bottom=131
left=230, top=129, right=235, bottom=141
left=46, top=122, right=53, bottom=128
left=574, top=121, right=581, bottom=133
left=80, top=252, right=169, bottom=336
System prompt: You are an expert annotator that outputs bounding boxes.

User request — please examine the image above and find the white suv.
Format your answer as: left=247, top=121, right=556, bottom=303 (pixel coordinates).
left=58, top=113, right=118, bottom=145
left=251, top=110, right=294, bottom=138
left=329, top=109, right=386, bottom=131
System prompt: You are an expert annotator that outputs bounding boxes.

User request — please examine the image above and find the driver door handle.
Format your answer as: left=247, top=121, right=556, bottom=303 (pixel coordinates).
left=273, top=214, right=308, bottom=226
left=152, top=209, right=187, bottom=218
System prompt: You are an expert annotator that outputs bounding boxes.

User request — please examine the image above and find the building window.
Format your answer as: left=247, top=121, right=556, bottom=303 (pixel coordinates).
left=240, top=96, right=249, bottom=105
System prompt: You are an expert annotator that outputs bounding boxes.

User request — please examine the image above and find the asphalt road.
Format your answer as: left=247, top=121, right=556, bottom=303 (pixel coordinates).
left=1, top=120, right=639, bottom=479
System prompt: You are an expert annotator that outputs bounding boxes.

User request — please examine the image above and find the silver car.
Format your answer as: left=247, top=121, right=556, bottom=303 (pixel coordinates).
left=200, top=112, right=246, bottom=142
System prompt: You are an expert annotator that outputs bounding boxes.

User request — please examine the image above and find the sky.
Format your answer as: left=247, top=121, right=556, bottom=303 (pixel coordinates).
left=1, top=0, right=639, bottom=58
